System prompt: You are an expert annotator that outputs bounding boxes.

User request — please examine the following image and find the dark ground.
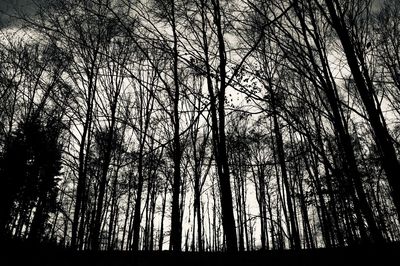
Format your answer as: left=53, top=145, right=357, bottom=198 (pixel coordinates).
left=2, top=240, right=399, bottom=266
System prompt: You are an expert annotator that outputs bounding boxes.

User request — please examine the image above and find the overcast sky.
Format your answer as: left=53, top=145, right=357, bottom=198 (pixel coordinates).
left=0, top=0, right=45, bottom=27
left=0, top=0, right=386, bottom=28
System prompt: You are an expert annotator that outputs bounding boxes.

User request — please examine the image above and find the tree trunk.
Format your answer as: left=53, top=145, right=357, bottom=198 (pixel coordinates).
left=271, top=97, right=301, bottom=250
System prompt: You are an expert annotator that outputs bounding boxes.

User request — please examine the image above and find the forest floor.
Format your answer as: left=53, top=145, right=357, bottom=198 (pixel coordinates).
left=2, top=240, right=399, bottom=266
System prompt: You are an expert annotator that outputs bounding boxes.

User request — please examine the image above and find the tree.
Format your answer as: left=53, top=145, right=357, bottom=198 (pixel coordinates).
left=321, top=0, right=400, bottom=221
left=2, top=0, right=400, bottom=252
left=0, top=116, right=63, bottom=242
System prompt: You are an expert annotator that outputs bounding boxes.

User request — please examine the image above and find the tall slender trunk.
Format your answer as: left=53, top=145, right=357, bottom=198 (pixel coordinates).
left=158, top=180, right=168, bottom=251
left=132, top=146, right=144, bottom=251
left=194, top=165, right=203, bottom=251
left=259, top=166, right=268, bottom=250
left=91, top=102, right=117, bottom=250
left=71, top=79, right=95, bottom=249
left=271, top=93, right=301, bottom=250
left=169, top=0, right=183, bottom=251
left=132, top=78, right=154, bottom=250
left=210, top=0, right=238, bottom=252
left=121, top=173, right=133, bottom=250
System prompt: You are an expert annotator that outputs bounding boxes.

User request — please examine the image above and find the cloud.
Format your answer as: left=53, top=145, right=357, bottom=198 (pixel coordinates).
left=0, top=0, right=46, bottom=28
left=0, top=0, right=387, bottom=29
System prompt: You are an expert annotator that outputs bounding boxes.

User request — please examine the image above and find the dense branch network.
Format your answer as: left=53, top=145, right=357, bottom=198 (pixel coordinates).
left=1, top=0, right=400, bottom=252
